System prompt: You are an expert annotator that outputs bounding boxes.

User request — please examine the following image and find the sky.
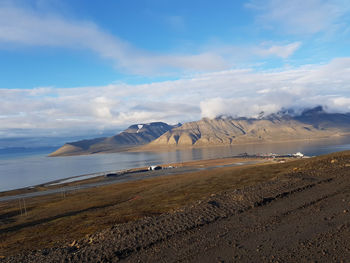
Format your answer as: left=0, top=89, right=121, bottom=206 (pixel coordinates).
left=1, top=0, right=350, bottom=138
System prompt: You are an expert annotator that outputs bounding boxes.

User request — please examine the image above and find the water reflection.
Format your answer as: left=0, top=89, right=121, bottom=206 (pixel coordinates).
left=1, top=136, right=350, bottom=192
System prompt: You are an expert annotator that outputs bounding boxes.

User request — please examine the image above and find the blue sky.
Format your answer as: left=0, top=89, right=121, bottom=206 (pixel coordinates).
left=1, top=0, right=350, bottom=137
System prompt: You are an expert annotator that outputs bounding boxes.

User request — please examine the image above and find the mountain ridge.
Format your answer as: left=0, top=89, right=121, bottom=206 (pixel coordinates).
left=50, top=107, right=350, bottom=156
left=49, top=122, right=178, bottom=157
left=145, top=107, right=350, bottom=148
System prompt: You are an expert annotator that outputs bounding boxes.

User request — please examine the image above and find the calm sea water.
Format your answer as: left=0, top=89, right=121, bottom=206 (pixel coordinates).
left=1, top=137, right=350, bottom=192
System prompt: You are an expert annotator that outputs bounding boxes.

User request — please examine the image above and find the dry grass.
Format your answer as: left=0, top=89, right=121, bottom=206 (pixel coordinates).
left=0, top=158, right=304, bottom=256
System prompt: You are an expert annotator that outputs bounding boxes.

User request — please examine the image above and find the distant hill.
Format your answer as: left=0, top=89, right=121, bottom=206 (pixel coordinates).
left=145, top=107, right=350, bottom=148
left=50, top=107, right=350, bottom=156
left=49, top=122, right=178, bottom=156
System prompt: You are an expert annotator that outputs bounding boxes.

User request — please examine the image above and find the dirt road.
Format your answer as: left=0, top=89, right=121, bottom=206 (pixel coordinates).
left=2, top=152, right=350, bottom=262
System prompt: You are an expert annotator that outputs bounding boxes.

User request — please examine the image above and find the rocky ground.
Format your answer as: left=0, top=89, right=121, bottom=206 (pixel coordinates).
left=2, top=152, right=350, bottom=262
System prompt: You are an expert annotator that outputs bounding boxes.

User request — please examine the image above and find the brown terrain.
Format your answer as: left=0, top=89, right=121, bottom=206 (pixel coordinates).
left=146, top=116, right=330, bottom=147
left=146, top=107, right=350, bottom=148
left=1, top=151, right=350, bottom=262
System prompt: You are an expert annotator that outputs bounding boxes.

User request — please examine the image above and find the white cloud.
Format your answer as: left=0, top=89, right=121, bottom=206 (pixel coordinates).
left=255, top=42, right=301, bottom=59
left=0, top=4, right=226, bottom=74
left=330, top=97, right=350, bottom=111
left=247, top=0, right=350, bottom=35
left=1, top=57, right=350, bottom=137
left=0, top=3, right=306, bottom=76
left=200, top=97, right=281, bottom=119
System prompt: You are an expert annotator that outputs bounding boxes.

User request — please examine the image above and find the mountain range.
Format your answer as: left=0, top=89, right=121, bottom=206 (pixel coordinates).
left=50, top=107, right=350, bottom=156
left=49, top=122, right=178, bottom=156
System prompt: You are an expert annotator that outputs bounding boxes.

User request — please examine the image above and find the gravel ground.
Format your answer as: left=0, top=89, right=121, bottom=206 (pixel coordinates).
left=2, top=153, right=350, bottom=262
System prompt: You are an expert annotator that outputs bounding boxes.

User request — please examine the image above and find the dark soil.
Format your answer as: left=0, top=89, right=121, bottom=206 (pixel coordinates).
left=2, top=151, right=350, bottom=262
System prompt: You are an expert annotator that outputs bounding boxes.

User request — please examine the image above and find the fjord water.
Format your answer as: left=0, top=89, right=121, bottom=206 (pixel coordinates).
left=1, top=137, right=350, bottom=192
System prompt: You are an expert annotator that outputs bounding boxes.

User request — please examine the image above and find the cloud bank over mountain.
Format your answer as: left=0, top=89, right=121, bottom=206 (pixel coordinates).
left=1, top=57, right=350, bottom=137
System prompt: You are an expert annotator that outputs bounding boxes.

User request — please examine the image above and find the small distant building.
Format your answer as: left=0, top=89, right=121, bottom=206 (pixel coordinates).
left=268, top=153, right=278, bottom=158
left=293, top=152, right=304, bottom=158
left=148, top=165, right=162, bottom=171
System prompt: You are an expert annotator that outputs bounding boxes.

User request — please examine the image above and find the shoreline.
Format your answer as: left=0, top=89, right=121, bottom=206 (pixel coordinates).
left=0, top=155, right=277, bottom=201
left=2, top=134, right=349, bottom=198
left=48, top=133, right=350, bottom=157
left=0, top=151, right=307, bottom=201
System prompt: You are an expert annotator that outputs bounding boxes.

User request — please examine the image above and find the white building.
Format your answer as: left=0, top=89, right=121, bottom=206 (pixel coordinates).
left=293, top=152, right=304, bottom=158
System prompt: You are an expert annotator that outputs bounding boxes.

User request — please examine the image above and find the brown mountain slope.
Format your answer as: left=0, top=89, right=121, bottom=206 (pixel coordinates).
left=49, top=122, right=177, bottom=156
left=50, top=107, right=350, bottom=155
left=146, top=109, right=350, bottom=148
